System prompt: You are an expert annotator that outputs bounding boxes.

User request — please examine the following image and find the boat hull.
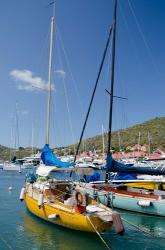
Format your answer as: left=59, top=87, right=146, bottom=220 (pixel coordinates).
left=24, top=193, right=112, bottom=232
left=86, top=187, right=165, bottom=216
left=3, top=163, right=21, bottom=171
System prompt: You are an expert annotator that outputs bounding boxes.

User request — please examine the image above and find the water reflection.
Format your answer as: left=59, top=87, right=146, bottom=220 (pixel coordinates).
left=120, top=210, right=165, bottom=238
left=23, top=210, right=107, bottom=250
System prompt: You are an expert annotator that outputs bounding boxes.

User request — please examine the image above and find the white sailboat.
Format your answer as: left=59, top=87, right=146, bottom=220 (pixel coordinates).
left=3, top=103, right=21, bottom=172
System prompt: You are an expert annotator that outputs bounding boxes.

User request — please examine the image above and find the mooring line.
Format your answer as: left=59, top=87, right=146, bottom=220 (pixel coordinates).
left=0, top=235, right=13, bottom=250
left=122, top=217, right=165, bottom=240
left=120, top=211, right=162, bottom=219
left=87, top=216, right=112, bottom=250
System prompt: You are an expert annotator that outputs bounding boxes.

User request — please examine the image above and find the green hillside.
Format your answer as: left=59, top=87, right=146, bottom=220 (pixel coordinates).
left=0, top=146, right=39, bottom=161
left=0, top=117, right=165, bottom=159
left=64, top=117, right=165, bottom=154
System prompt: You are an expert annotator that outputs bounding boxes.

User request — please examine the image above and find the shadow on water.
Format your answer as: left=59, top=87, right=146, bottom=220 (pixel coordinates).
left=22, top=209, right=109, bottom=250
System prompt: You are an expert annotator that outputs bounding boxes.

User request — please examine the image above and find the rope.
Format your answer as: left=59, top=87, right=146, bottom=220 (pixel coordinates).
left=122, top=217, right=154, bottom=236
left=122, top=217, right=165, bottom=240
left=56, top=33, right=76, bottom=152
left=0, top=236, right=13, bottom=250
left=87, top=216, right=111, bottom=250
left=127, top=0, right=160, bottom=76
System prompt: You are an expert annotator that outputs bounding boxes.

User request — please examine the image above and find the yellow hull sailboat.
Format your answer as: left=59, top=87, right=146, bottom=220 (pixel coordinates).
left=25, top=194, right=112, bottom=233
left=20, top=166, right=124, bottom=233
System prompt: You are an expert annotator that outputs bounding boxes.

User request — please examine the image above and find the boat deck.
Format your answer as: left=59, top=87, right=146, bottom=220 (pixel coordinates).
left=93, top=185, right=159, bottom=200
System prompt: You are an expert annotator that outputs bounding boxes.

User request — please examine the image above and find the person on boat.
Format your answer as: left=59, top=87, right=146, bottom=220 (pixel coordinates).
left=74, top=191, right=86, bottom=214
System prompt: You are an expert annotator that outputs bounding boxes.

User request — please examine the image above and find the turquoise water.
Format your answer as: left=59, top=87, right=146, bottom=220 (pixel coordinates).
left=0, top=170, right=165, bottom=250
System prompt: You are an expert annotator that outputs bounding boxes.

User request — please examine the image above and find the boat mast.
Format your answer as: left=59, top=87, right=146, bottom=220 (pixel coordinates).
left=102, top=124, right=105, bottom=155
left=148, top=131, right=151, bottom=157
left=105, top=0, right=117, bottom=182
left=31, top=123, right=34, bottom=155
left=138, top=131, right=141, bottom=152
left=46, top=16, right=54, bottom=145
left=107, top=0, right=117, bottom=155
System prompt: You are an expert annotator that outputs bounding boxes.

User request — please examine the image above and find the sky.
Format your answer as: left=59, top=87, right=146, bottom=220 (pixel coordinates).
left=0, top=0, right=165, bottom=149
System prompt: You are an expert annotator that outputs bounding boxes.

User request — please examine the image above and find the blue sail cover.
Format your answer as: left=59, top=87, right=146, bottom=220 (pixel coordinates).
left=41, top=144, right=74, bottom=167
left=111, top=173, right=137, bottom=181
left=106, top=153, right=165, bottom=176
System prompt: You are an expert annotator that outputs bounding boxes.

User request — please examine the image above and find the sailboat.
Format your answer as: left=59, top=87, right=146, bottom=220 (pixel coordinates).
left=3, top=103, right=21, bottom=172
left=74, top=0, right=165, bottom=216
left=20, top=13, right=124, bottom=235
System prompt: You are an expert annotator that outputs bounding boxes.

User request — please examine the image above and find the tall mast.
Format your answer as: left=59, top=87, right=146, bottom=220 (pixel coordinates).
left=46, top=16, right=54, bottom=145
left=15, top=102, right=19, bottom=150
left=138, top=131, right=141, bottom=152
left=148, top=131, right=151, bottom=157
left=107, top=0, right=117, bottom=155
left=31, top=123, right=34, bottom=155
left=102, top=124, right=105, bottom=155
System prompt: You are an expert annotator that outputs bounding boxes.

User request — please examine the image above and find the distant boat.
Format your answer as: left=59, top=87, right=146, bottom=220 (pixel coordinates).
left=21, top=154, right=41, bottom=169
left=3, top=161, right=21, bottom=172
left=0, top=160, right=4, bottom=169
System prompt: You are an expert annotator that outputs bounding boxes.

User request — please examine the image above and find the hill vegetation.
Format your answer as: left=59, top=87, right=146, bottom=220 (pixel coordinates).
left=63, top=117, right=165, bottom=155
left=0, top=117, right=165, bottom=159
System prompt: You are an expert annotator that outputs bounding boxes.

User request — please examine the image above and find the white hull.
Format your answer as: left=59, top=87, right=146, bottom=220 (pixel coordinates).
left=3, top=162, right=21, bottom=171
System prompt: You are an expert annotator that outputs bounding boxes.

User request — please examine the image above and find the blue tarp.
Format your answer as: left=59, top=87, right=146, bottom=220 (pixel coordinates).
left=83, top=172, right=100, bottom=182
left=41, top=144, right=75, bottom=167
left=111, top=173, right=137, bottom=181
left=106, top=153, right=165, bottom=176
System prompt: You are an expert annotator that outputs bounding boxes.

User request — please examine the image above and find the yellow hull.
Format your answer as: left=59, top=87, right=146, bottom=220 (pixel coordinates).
left=25, top=194, right=112, bottom=233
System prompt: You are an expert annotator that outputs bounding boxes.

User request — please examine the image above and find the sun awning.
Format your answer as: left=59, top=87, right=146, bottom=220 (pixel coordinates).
left=36, top=165, right=93, bottom=177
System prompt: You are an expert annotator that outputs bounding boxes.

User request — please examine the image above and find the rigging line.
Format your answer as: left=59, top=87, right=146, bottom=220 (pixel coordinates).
left=122, top=217, right=154, bottom=236
left=102, top=36, right=112, bottom=137
left=56, top=35, right=76, bottom=153
left=122, top=217, right=165, bottom=240
left=56, top=25, right=84, bottom=114
left=69, top=24, right=113, bottom=177
left=105, top=89, right=128, bottom=100
left=73, top=25, right=113, bottom=162
left=46, top=1, right=56, bottom=17
left=34, top=24, right=51, bottom=129
left=103, top=34, right=112, bottom=91
left=0, top=236, right=13, bottom=250
left=127, top=0, right=160, bottom=76
left=120, top=211, right=162, bottom=219
left=36, top=23, right=50, bottom=78
left=118, top=0, right=141, bottom=78
left=56, top=25, right=90, bottom=142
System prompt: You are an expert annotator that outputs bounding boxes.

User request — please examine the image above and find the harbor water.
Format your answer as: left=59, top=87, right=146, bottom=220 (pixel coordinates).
left=0, top=170, right=165, bottom=250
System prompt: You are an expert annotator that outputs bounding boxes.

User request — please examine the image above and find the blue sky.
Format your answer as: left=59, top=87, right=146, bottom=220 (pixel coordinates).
left=0, top=0, right=165, bottom=148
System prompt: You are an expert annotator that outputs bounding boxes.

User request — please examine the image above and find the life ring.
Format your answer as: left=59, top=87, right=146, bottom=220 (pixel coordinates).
left=74, top=188, right=87, bottom=213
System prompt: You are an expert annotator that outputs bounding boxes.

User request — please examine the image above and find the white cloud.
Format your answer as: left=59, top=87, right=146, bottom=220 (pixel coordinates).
left=10, top=69, right=54, bottom=91
left=55, top=69, right=66, bottom=79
